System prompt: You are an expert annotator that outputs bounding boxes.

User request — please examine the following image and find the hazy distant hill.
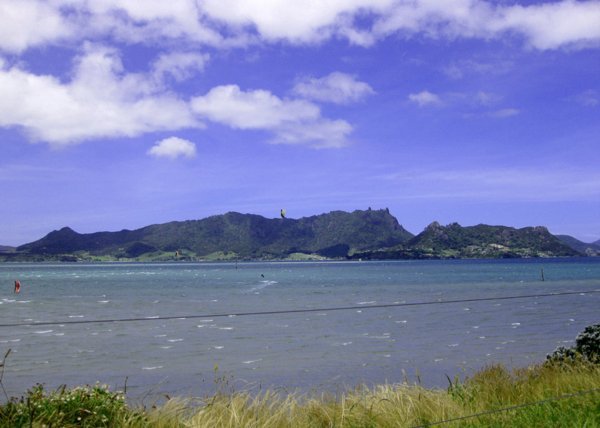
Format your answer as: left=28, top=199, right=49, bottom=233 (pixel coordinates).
left=15, top=209, right=413, bottom=260
left=350, top=222, right=581, bottom=260
left=556, top=235, right=600, bottom=256
left=0, top=245, right=15, bottom=253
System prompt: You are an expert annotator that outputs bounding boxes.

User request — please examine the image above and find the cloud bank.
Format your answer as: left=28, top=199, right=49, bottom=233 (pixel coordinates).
left=1, top=0, right=599, bottom=53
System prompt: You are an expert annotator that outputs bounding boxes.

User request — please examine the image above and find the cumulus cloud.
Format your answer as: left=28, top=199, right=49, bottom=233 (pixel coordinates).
left=200, top=0, right=390, bottom=44
left=493, top=1, right=600, bottom=50
left=1, top=0, right=599, bottom=53
left=0, top=45, right=200, bottom=146
left=153, top=52, right=210, bottom=82
left=293, top=72, right=375, bottom=104
left=191, top=85, right=352, bottom=147
left=408, top=90, right=442, bottom=107
left=148, top=137, right=197, bottom=159
left=0, top=0, right=70, bottom=53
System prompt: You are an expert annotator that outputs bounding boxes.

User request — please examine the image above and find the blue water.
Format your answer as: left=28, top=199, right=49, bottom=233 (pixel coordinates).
left=0, top=259, right=599, bottom=402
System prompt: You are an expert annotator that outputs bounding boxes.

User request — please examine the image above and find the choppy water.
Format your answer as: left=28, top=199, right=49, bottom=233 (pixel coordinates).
left=1, top=259, right=599, bottom=401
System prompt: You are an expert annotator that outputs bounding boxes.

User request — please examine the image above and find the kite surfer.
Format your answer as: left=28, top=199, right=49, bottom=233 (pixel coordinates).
left=14, top=280, right=21, bottom=294
left=280, top=209, right=286, bottom=219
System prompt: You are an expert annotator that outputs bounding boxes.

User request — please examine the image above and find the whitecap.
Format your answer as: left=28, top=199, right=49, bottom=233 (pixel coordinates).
left=160, top=346, right=173, bottom=349
left=569, top=318, right=575, bottom=322
left=198, top=319, right=213, bottom=323
left=97, top=300, right=110, bottom=304
left=68, top=315, right=84, bottom=318
left=357, top=301, right=376, bottom=305
left=213, top=346, right=224, bottom=349
left=167, top=338, right=183, bottom=343
left=34, top=330, right=53, bottom=334
left=219, top=327, right=234, bottom=331
left=511, top=322, right=521, bottom=327
left=463, top=307, right=470, bottom=311
left=448, top=343, right=459, bottom=347
left=145, top=316, right=160, bottom=319
left=434, top=358, right=443, bottom=362
left=479, top=336, right=486, bottom=339
left=395, top=320, right=408, bottom=324
left=142, top=366, right=163, bottom=370
left=154, top=334, right=167, bottom=338
left=54, top=333, right=65, bottom=336
left=242, top=359, right=263, bottom=364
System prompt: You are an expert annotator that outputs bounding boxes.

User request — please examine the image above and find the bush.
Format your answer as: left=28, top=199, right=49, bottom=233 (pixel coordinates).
left=0, top=383, right=143, bottom=427
left=547, top=324, right=600, bottom=364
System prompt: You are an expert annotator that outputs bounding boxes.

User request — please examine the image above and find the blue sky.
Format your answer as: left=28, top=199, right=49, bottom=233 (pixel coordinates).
left=0, top=0, right=599, bottom=246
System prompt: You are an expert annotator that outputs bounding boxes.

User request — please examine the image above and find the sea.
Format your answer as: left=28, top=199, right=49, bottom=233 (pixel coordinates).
left=0, top=258, right=599, bottom=402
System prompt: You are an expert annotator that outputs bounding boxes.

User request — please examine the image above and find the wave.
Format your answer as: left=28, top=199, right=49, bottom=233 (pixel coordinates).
left=247, top=280, right=278, bottom=293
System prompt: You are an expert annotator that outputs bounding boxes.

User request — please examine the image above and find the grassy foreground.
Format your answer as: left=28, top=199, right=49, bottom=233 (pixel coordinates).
left=1, top=360, right=599, bottom=427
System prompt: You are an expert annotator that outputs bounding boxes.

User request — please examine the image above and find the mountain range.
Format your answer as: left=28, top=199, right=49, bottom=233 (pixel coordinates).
left=0, top=209, right=596, bottom=261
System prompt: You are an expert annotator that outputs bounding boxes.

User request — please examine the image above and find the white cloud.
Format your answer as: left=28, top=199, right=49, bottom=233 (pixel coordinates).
left=1, top=0, right=599, bottom=53
left=293, top=72, right=375, bottom=104
left=408, top=90, right=442, bottom=107
left=153, top=52, right=210, bottom=82
left=493, top=1, right=600, bottom=50
left=0, top=0, right=71, bottom=53
left=148, top=137, right=197, bottom=159
left=0, top=45, right=200, bottom=146
left=191, top=85, right=352, bottom=147
left=201, top=0, right=391, bottom=44
left=191, top=85, right=319, bottom=129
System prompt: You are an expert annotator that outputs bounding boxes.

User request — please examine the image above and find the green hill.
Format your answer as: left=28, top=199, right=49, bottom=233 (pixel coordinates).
left=404, top=222, right=579, bottom=258
left=5, top=212, right=586, bottom=261
left=556, top=235, right=600, bottom=256
left=350, top=222, right=581, bottom=260
left=14, top=209, right=413, bottom=261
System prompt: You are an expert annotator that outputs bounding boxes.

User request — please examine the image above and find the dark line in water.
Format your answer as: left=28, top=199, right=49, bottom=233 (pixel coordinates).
left=1, top=289, right=598, bottom=328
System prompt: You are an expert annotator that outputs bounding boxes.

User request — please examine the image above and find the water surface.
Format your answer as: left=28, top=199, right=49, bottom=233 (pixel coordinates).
left=1, top=259, right=598, bottom=401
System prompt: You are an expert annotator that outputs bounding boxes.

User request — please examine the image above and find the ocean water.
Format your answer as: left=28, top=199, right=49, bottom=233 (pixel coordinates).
left=1, top=259, right=599, bottom=402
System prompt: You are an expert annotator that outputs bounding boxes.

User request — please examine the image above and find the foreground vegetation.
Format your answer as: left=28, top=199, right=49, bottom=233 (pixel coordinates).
left=0, top=361, right=598, bottom=427
left=1, top=325, right=599, bottom=427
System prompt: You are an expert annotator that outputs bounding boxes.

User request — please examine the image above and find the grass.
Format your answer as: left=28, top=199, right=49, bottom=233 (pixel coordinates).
left=1, top=360, right=599, bottom=427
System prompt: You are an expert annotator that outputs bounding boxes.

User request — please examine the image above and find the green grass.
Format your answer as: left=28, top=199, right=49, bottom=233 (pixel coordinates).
left=2, top=360, right=599, bottom=427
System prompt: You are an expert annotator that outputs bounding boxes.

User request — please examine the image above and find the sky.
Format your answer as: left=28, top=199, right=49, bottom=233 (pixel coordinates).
left=0, top=0, right=599, bottom=246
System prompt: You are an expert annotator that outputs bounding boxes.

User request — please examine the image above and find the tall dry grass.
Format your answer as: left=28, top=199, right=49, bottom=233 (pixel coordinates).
left=122, top=360, right=600, bottom=427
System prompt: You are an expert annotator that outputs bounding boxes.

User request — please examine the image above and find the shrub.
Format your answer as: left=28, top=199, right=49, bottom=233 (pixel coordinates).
left=0, top=383, right=143, bottom=427
left=547, top=324, right=600, bottom=364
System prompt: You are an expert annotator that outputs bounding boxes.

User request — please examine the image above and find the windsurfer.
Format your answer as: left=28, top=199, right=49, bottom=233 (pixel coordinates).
left=14, top=280, right=21, bottom=294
